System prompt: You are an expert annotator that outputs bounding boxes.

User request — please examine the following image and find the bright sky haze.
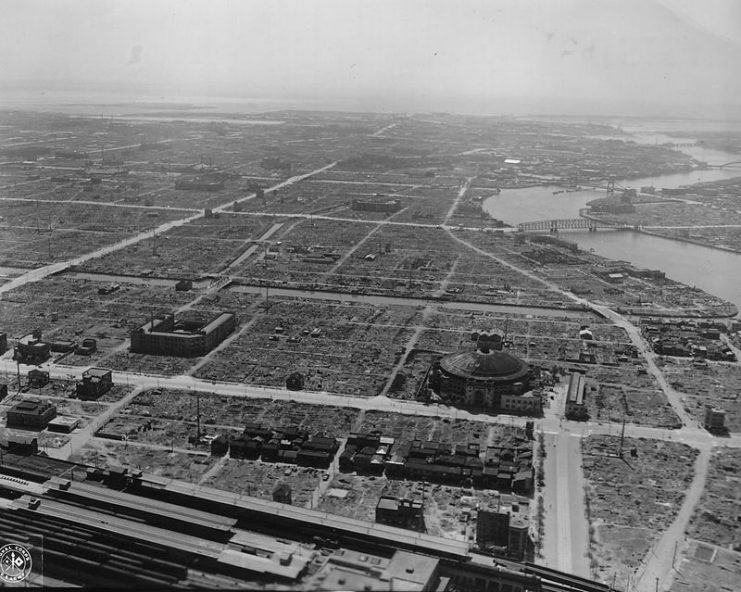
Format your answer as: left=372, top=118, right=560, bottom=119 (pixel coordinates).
left=1, top=0, right=739, bottom=117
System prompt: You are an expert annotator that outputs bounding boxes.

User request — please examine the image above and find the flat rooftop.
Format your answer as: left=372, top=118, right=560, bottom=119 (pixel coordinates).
left=144, top=476, right=470, bottom=559
left=13, top=494, right=309, bottom=580
left=45, top=478, right=237, bottom=532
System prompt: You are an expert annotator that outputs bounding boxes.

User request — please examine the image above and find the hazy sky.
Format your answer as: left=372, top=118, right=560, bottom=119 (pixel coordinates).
left=1, top=0, right=739, bottom=116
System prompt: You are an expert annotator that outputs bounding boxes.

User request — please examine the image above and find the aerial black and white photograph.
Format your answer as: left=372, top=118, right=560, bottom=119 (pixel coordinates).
left=0, top=1, right=739, bottom=590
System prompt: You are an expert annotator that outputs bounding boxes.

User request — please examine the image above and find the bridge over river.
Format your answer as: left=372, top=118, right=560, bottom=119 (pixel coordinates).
left=692, top=160, right=741, bottom=169
left=517, top=217, right=633, bottom=233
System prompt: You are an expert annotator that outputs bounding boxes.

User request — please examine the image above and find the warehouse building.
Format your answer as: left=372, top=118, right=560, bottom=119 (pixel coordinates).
left=13, top=334, right=51, bottom=365
left=130, top=312, right=236, bottom=357
left=6, top=399, right=57, bottom=430
left=376, top=496, right=425, bottom=532
left=565, top=372, right=588, bottom=420
left=76, top=368, right=113, bottom=400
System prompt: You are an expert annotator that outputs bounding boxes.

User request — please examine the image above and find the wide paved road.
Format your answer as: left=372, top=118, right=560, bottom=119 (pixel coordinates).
left=2, top=155, right=738, bottom=591
left=0, top=161, right=340, bottom=297
left=542, top=426, right=591, bottom=578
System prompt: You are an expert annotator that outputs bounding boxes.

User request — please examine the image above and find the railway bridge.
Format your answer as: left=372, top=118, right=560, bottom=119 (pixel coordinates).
left=517, top=217, right=631, bottom=233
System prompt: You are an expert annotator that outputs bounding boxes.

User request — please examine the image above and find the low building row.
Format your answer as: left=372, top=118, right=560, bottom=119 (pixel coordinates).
left=212, top=423, right=340, bottom=470
left=641, top=318, right=735, bottom=361
left=339, top=433, right=534, bottom=494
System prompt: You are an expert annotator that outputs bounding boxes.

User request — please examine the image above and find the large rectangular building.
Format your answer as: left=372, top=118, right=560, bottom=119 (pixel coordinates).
left=13, top=335, right=51, bottom=365
left=376, top=496, right=425, bottom=532
left=76, top=368, right=113, bottom=400
left=565, top=371, right=588, bottom=420
left=130, top=312, right=236, bottom=357
left=6, top=399, right=57, bottom=430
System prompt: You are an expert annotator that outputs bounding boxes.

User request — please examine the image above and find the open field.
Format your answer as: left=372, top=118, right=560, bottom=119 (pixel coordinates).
left=687, top=447, right=741, bottom=549
left=79, top=214, right=278, bottom=278
left=670, top=540, right=741, bottom=592
left=587, top=385, right=681, bottom=429
left=0, top=200, right=187, bottom=268
left=194, top=297, right=417, bottom=395
left=70, top=440, right=219, bottom=482
left=97, top=390, right=363, bottom=447
left=202, top=459, right=324, bottom=508
left=660, top=360, right=741, bottom=432
left=0, top=275, right=194, bottom=338
left=582, top=436, right=698, bottom=586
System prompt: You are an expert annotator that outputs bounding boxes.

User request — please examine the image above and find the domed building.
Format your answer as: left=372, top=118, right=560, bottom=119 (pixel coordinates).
left=436, top=332, right=540, bottom=415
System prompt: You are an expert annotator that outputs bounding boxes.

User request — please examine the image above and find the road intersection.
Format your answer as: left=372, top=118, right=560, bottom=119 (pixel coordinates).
left=1, top=146, right=738, bottom=590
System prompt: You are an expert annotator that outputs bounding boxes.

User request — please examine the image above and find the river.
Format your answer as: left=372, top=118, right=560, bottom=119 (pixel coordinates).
left=483, top=121, right=741, bottom=313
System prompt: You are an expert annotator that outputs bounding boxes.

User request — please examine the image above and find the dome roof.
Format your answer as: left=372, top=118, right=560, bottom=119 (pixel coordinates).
left=439, top=348, right=529, bottom=382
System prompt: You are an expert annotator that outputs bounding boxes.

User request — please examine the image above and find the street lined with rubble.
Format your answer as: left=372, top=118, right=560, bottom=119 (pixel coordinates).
left=2, top=110, right=740, bottom=591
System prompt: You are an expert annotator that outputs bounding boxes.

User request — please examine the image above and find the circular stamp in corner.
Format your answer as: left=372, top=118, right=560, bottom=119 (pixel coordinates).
left=0, top=543, right=33, bottom=583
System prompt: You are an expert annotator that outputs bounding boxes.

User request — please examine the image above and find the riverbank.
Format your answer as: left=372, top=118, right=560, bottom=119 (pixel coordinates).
left=580, top=209, right=741, bottom=256
left=579, top=175, right=741, bottom=255
left=637, top=227, right=741, bottom=256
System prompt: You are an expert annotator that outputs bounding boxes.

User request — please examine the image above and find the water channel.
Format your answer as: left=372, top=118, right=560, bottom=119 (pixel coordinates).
left=483, top=123, right=741, bottom=313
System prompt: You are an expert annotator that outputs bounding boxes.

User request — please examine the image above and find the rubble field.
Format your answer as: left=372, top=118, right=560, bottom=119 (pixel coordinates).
left=202, top=459, right=324, bottom=508
left=317, top=473, right=529, bottom=542
left=670, top=541, right=741, bottom=592
left=582, top=435, right=698, bottom=586
left=660, top=359, right=741, bottom=432
left=70, top=440, right=219, bottom=482
left=588, top=385, right=681, bottom=429
left=687, top=447, right=741, bottom=549
left=97, top=390, right=363, bottom=449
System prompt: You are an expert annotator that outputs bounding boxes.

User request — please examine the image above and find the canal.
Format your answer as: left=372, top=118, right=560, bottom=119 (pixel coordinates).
left=483, top=125, right=741, bottom=313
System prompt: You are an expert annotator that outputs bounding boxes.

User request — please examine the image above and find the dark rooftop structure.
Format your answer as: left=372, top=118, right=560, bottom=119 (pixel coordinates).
left=13, top=334, right=51, bottom=365
left=6, top=399, right=57, bottom=430
left=436, top=332, right=536, bottom=413
left=130, top=312, right=236, bottom=357
left=76, top=368, right=113, bottom=400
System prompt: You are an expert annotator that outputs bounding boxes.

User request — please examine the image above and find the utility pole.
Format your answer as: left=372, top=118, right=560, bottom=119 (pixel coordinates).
left=47, top=214, right=53, bottom=260
left=196, top=391, right=201, bottom=442
left=619, top=416, right=626, bottom=457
